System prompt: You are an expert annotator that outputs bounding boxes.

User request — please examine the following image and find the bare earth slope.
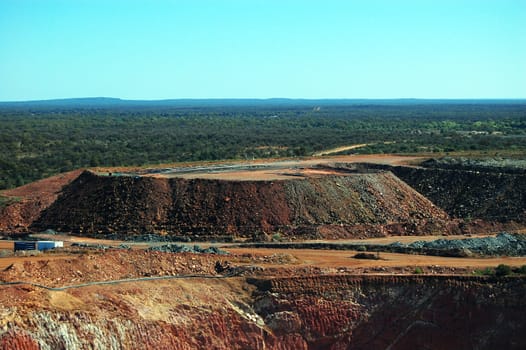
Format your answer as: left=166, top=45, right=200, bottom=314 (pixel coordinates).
left=358, top=163, right=526, bottom=224
left=0, top=170, right=83, bottom=234
left=2, top=155, right=525, bottom=237
left=1, top=274, right=524, bottom=350
left=32, top=170, right=451, bottom=239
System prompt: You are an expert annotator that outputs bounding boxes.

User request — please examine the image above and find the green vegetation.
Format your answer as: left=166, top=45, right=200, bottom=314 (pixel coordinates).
left=495, top=264, right=513, bottom=277
left=1, top=101, right=525, bottom=189
left=473, top=264, right=526, bottom=277
left=0, top=194, right=21, bottom=209
left=473, top=267, right=495, bottom=276
left=413, top=267, right=424, bottom=274
left=271, top=233, right=283, bottom=242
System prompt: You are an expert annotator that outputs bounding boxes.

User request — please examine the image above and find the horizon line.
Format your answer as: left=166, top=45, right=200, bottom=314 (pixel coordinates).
left=2, top=96, right=526, bottom=104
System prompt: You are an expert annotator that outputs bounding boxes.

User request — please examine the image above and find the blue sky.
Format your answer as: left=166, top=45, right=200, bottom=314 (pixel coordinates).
left=1, top=0, right=525, bottom=100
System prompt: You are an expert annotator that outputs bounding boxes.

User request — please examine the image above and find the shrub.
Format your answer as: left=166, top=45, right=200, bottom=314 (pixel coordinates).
left=495, top=264, right=512, bottom=277
left=353, top=252, right=379, bottom=260
left=480, top=267, right=494, bottom=276
left=0, top=249, right=12, bottom=258
left=272, top=233, right=282, bottom=242
left=413, top=267, right=424, bottom=274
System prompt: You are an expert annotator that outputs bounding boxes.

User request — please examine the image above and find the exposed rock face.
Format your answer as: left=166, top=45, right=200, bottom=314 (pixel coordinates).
left=251, top=275, right=526, bottom=349
left=32, top=170, right=451, bottom=239
left=366, top=164, right=526, bottom=223
left=1, top=276, right=524, bottom=349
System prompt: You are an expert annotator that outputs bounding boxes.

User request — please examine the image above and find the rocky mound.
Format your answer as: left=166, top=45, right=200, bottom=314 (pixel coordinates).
left=421, top=156, right=526, bottom=174
left=0, top=249, right=219, bottom=288
left=360, top=162, right=526, bottom=223
left=31, top=170, right=451, bottom=239
left=0, top=170, right=83, bottom=235
left=398, top=232, right=526, bottom=256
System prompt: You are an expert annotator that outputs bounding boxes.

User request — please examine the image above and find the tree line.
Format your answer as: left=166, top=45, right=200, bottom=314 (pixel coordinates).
left=0, top=103, right=524, bottom=189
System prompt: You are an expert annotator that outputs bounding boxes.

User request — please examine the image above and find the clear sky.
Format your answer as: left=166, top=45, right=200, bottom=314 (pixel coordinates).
left=1, top=0, right=525, bottom=101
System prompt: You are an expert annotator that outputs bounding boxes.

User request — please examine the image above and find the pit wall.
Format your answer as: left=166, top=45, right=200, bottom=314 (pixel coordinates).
left=250, top=275, right=526, bottom=349
left=1, top=275, right=525, bottom=350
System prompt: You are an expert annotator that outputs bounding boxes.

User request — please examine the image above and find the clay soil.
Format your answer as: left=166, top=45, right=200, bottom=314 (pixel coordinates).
left=1, top=237, right=525, bottom=349
left=1, top=155, right=525, bottom=349
left=143, top=154, right=425, bottom=181
left=2, top=234, right=525, bottom=289
left=225, top=247, right=526, bottom=273
left=0, top=169, right=83, bottom=233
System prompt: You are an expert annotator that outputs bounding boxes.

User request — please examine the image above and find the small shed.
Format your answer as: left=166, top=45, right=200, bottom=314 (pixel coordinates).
left=14, top=241, right=63, bottom=252
left=14, top=241, right=36, bottom=251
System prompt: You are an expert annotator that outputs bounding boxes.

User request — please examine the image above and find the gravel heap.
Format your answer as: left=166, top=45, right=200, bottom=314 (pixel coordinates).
left=391, top=232, right=526, bottom=256
left=148, top=244, right=229, bottom=255
left=422, top=157, right=526, bottom=173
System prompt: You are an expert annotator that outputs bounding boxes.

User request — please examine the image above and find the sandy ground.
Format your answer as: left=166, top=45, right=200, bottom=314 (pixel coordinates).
left=0, top=255, right=72, bottom=270
left=312, top=143, right=370, bottom=156
left=2, top=233, right=524, bottom=280
left=0, top=241, right=13, bottom=250
left=141, top=154, right=425, bottom=181
left=225, top=247, right=526, bottom=269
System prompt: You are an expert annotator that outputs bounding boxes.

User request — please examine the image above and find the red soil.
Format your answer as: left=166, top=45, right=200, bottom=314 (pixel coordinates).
left=0, top=170, right=83, bottom=234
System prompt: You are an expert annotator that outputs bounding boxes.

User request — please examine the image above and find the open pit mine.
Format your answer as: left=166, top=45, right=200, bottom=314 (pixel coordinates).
left=1, top=155, right=525, bottom=349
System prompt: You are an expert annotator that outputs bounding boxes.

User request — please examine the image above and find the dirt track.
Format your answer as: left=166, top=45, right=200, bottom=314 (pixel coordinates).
left=2, top=234, right=525, bottom=282
left=225, top=247, right=526, bottom=269
left=132, top=154, right=426, bottom=181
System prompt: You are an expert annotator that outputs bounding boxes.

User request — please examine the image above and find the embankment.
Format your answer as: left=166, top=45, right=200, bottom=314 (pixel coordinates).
left=31, top=170, right=451, bottom=239
left=1, top=275, right=524, bottom=349
left=368, top=164, right=526, bottom=223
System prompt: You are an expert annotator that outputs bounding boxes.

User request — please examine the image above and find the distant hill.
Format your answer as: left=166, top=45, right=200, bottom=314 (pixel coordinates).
left=1, top=97, right=525, bottom=109
left=0, top=97, right=126, bottom=107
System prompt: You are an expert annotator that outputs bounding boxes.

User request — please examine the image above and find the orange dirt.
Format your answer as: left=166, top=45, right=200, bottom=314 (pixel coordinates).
left=144, top=154, right=424, bottom=181
left=225, top=247, right=526, bottom=270
left=0, top=169, right=84, bottom=233
left=0, top=242, right=13, bottom=250
left=0, top=255, right=72, bottom=271
left=1, top=239, right=524, bottom=288
left=1, top=244, right=525, bottom=349
left=1, top=154, right=525, bottom=349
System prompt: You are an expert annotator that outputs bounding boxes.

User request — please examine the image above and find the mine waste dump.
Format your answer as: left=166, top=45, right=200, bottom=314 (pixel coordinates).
left=27, top=158, right=526, bottom=240
left=2, top=157, right=524, bottom=239
left=1, top=156, right=525, bottom=349
left=31, top=167, right=453, bottom=240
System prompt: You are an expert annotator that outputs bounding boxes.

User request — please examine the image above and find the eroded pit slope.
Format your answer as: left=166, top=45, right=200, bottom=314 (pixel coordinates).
left=31, top=170, right=450, bottom=239
left=1, top=275, right=524, bottom=349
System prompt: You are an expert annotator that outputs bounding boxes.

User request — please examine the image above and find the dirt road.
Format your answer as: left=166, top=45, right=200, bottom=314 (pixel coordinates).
left=143, top=154, right=425, bottom=180
left=225, top=247, right=526, bottom=269
left=312, top=144, right=370, bottom=156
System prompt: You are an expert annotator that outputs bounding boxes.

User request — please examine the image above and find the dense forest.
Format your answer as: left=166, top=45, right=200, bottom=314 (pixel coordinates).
left=0, top=99, right=525, bottom=189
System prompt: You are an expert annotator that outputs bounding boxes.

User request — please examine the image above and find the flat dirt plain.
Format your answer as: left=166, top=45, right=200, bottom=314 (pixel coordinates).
left=138, top=154, right=425, bottom=180
left=2, top=235, right=526, bottom=279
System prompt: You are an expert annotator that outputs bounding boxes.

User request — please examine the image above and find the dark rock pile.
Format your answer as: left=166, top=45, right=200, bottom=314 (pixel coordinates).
left=148, top=244, right=229, bottom=255
left=392, top=232, right=526, bottom=256
left=421, top=157, right=526, bottom=174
